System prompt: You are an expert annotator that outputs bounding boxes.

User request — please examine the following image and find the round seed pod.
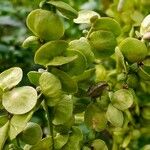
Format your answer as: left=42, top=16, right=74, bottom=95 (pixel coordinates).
left=88, top=30, right=117, bottom=58
left=19, top=122, right=43, bottom=145
left=111, top=89, right=134, bottom=111
left=26, top=9, right=64, bottom=41
left=127, top=74, right=139, bottom=88
left=119, top=37, right=148, bottom=63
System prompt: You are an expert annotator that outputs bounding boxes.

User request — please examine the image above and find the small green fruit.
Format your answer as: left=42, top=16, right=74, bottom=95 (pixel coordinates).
left=26, top=9, right=64, bottom=41
left=119, top=38, right=148, bottom=63
left=20, top=122, right=42, bottom=145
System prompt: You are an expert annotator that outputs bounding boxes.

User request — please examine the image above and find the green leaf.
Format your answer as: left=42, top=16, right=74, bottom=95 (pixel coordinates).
left=34, top=40, right=68, bottom=66
left=0, top=67, right=22, bottom=90
left=26, top=9, right=64, bottom=41
left=92, top=17, right=121, bottom=37
left=29, top=136, right=53, bottom=150
left=91, top=139, right=108, bottom=150
left=88, top=30, right=117, bottom=58
left=39, top=72, right=62, bottom=106
left=63, top=50, right=87, bottom=76
left=0, top=114, right=8, bottom=127
left=74, top=10, right=100, bottom=24
left=73, top=68, right=95, bottom=82
left=9, top=111, right=33, bottom=140
left=69, top=37, right=95, bottom=65
left=47, top=1, right=78, bottom=19
left=54, top=134, right=69, bottom=149
left=46, top=56, right=78, bottom=67
left=119, top=37, right=148, bottom=63
left=2, top=86, right=37, bottom=114
left=53, top=95, right=73, bottom=125
left=0, top=121, right=9, bottom=150
left=138, top=66, right=150, bottom=81
left=84, top=103, right=107, bottom=132
left=115, top=47, right=127, bottom=73
left=19, top=122, right=43, bottom=145
left=111, top=89, right=134, bottom=111
left=51, top=68, right=78, bottom=93
left=27, top=71, right=42, bottom=86
left=106, top=104, right=124, bottom=127
left=62, top=126, right=83, bottom=150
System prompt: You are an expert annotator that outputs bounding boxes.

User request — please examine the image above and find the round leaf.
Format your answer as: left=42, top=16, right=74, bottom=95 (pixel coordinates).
left=111, top=89, right=133, bottom=111
left=91, top=139, right=108, bottom=150
left=84, top=103, right=107, bottom=132
left=62, top=50, right=87, bottom=76
left=2, top=86, right=37, bottom=115
left=39, top=72, right=62, bottom=106
left=106, top=104, right=124, bottom=127
left=26, top=9, right=64, bottom=41
left=20, top=122, right=43, bottom=145
left=92, top=17, right=121, bottom=37
left=0, top=67, right=22, bottom=90
left=27, top=71, right=42, bottom=86
left=47, top=1, right=78, bottom=19
left=54, top=134, right=69, bottom=149
left=89, top=30, right=117, bottom=58
left=119, top=37, right=148, bottom=63
left=53, top=95, right=73, bottom=125
left=34, top=40, right=68, bottom=66
left=74, top=10, right=100, bottom=24
left=69, top=37, right=95, bottom=65
left=51, top=68, right=78, bottom=93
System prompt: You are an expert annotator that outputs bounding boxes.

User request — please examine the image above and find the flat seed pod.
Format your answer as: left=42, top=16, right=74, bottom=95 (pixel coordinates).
left=62, top=126, right=83, bottom=150
left=0, top=121, right=9, bottom=150
left=27, top=71, right=42, bottom=86
left=53, top=95, right=73, bottom=125
left=140, top=14, right=150, bottom=35
left=0, top=67, right=22, bottom=90
left=19, top=122, right=43, bottom=145
left=22, top=36, right=41, bottom=50
left=51, top=68, right=78, bottom=93
left=39, top=72, right=61, bottom=105
left=2, top=86, right=37, bottom=115
left=111, top=89, right=133, bottom=111
left=115, top=47, right=127, bottom=73
left=74, top=10, right=100, bottom=24
left=54, top=134, right=69, bottom=150
left=63, top=50, right=87, bottom=76
left=92, top=17, right=121, bottom=37
left=29, top=136, right=53, bottom=150
left=106, top=104, right=124, bottom=127
left=47, top=1, right=78, bottom=19
left=34, top=41, right=68, bottom=67
left=46, top=55, right=78, bottom=67
left=26, top=9, right=64, bottom=41
left=73, top=68, right=95, bottom=82
left=84, top=103, right=107, bottom=132
left=138, top=66, right=150, bottom=81
left=69, top=37, right=95, bottom=65
left=91, top=139, right=108, bottom=150
left=89, top=30, right=117, bottom=58
left=141, top=106, right=150, bottom=120
left=9, top=111, right=33, bottom=140
left=119, top=38, right=148, bottom=63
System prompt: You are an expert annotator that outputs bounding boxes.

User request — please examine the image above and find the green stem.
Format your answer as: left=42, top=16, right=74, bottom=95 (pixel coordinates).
left=44, top=100, right=54, bottom=150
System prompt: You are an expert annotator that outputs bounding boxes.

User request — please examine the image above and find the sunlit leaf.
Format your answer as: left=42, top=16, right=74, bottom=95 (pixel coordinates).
left=2, top=86, right=37, bottom=114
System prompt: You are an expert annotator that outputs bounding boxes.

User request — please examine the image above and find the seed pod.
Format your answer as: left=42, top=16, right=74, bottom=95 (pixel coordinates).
left=111, top=89, right=133, bottom=111
left=119, top=37, right=148, bottom=63
left=89, top=30, right=117, bottom=58
left=127, top=74, right=139, bottom=88
left=87, top=81, right=109, bottom=98
left=19, top=122, right=42, bottom=145
left=26, top=9, right=64, bottom=41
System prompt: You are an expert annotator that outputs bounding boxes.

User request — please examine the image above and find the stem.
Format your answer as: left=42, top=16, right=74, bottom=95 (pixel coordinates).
left=43, top=100, right=54, bottom=150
